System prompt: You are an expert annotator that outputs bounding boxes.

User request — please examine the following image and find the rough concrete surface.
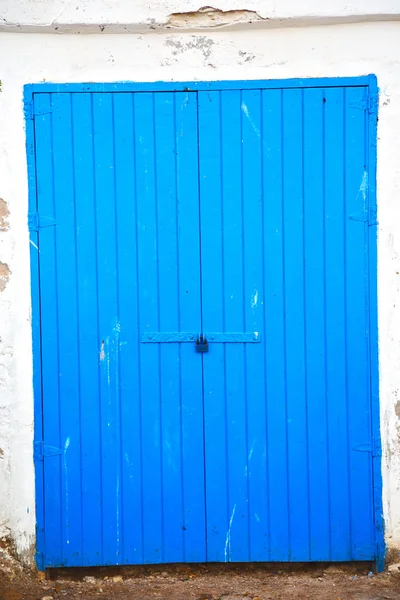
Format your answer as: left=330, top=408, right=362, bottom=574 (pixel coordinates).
left=1, top=547, right=400, bottom=600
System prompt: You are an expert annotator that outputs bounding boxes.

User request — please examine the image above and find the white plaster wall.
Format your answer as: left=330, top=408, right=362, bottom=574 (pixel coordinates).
left=1, top=18, right=400, bottom=564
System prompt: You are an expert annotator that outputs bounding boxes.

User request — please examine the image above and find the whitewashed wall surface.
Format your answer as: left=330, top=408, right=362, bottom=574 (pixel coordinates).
left=0, top=0, right=400, bottom=566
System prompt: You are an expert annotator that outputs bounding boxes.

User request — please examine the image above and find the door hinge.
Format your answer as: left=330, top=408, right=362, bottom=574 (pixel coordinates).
left=24, top=100, right=53, bottom=120
left=350, top=92, right=378, bottom=115
left=28, top=212, right=57, bottom=232
left=34, top=441, right=63, bottom=461
left=353, top=437, right=382, bottom=457
left=349, top=206, right=377, bottom=227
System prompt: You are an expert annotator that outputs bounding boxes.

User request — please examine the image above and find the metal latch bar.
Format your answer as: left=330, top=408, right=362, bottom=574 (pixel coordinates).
left=141, top=332, right=261, bottom=343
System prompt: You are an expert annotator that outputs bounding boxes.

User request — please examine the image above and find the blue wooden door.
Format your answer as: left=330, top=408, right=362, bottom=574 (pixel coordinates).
left=31, top=81, right=379, bottom=568
left=197, top=86, right=376, bottom=562
left=33, top=90, right=206, bottom=566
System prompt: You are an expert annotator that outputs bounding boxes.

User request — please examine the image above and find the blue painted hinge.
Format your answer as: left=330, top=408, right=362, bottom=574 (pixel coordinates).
left=353, top=437, right=382, bottom=457
left=34, top=441, right=62, bottom=461
left=28, top=212, right=57, bottom=232
left=349, top=206, right=377, bottom=227
left=350, top=93, right=378, bottom=115
left=24, top=100, right=53, bottom=120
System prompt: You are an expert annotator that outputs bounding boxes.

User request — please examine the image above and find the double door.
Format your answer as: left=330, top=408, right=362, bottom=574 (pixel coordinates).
left=32, top=83, right=377, bottom=567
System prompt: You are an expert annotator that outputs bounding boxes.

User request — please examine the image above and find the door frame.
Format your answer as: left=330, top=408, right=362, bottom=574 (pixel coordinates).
left=24, top=75, right=383, bottom=571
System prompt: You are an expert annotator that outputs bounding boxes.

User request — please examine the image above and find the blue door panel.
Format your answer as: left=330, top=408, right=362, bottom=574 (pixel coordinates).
left=198, top=89, right=267, bottom=562
left=71, top=92, right=104, bottom=566
left=302, top=87, right=330, bottom=559
left=197, top=86, right=375, bottom=563
left=31, top=80, right=378, bottom=568
left=323, top=86, right=352, bottom=559
left=34, top=90, right=206, bottom=567
left=261, top=88, right=290, bottom=560
left=281, top=88, right=309, bottom=561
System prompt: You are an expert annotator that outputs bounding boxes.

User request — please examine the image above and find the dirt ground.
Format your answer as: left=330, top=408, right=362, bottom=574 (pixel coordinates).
left=1, top=547, right=400, bottom=600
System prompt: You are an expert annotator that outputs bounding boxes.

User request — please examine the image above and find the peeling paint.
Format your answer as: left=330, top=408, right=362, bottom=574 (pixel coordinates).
left=238, top=50, right=256, bottom=63
left=116, top=475, right=120, bottom=548
left=359, top=170, right=368, bottom=204
left=0, top=262, right=11, bottom=292
left=63, top=436, right=70, bottom=545
left=395, top=401, right=400, bottom=418
left=241, top=101, right=261, bottom=138
left=224, top=503, right=237, bottom=562
left=99, top=319, right=121, bottom=389
left=167, top=6, right=267, bottom=29
left=165, top=34, right=214, bottom=59
left=251, top=289, right=258, bottom=308
left=99, top=340, right=105, bottom=361
left=248, top=440, right=256, bottom=461
left=0, top=199, right=9, bottom=231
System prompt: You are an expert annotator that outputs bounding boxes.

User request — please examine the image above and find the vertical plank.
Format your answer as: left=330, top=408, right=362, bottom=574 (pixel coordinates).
left=262, top=89, right=290, bottom=560
left=324, top=87, right=352, bottom=560
left=240, top=89, right=267, bottom=560
left=345, top=87, right=374, bottom=559
left=174, top=92, right=206, bottom=562
left=132, top=91, right=206, bottom=562
left=219, top=89, right=249, bottom=562
left=71, top=92, right=103, bottom=566
left=113, top=92, right=143, bottom=564
left=198, top=91, right=229, bottom=561
left=154, top=92, right=184, bottom=562
left=200, top=89, right=266, bottom=562
left=34, top=93, right=63, bottom=566
left=282, top=88, right=310, bottom=560
left=134, top=92, right=163, bottom=563
left=303, top=88, right=330, bottom=560
left=92, top=93, right=121, bottom=565
left=51, top=93, right=83, bottom=565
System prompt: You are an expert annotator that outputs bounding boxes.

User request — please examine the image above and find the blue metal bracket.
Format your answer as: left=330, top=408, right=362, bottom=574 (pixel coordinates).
left=141, top=332, right=261, bottom=343
left=24, top=100, right=53, bottom=120
left=34, top=441, right=63, bottom=461
left=28, top=212, right=57, bottom=232
left=353, top=438, right=382, bottom=458
left=349, top=207, right=377, bottom=227
left=350, top=92, right=378, bottom=115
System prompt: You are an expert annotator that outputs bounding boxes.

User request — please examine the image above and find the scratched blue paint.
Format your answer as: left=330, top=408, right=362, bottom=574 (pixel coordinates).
left=26, top=76, right=383, bottom=570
